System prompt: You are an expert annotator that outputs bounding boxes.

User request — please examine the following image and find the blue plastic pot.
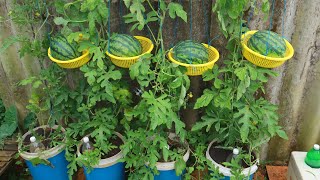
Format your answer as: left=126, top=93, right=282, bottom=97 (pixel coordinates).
left=153, top=133, right=190, bottom=180
left=78, top=132, right=125, bottom=180
left=206, top=141, right=258, bottom=180
left=20, top=125, right=68, bottom=180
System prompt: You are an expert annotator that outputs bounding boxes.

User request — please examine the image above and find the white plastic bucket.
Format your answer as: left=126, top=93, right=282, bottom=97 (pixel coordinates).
left=206, top=141, right=258, bottom=178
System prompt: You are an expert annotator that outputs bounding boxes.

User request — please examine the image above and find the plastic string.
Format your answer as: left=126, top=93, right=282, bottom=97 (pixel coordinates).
left=107, top=0, right=111, bottom=53
left=119, top=0, right=125, bottom=34
left=189, top=0, right=193, bottom=40
left=201, top=0, right=210, bottom=45
left=170, top=0, right=182, bottom=48
left=265, top=0, right=276, bottom=56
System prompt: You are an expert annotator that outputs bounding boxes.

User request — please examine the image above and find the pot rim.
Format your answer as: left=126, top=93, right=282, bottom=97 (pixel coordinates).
left=76, top=132, right=124, bottom=168
left=19, top=125, right=66, bottom=160
left=154, top=133, right=190, bottom=171
left=206, top=140, right=258, bottom=177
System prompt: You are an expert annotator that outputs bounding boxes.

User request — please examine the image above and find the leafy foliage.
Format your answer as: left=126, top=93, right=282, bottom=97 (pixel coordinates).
left=121, top=1, right=191, bottom=179
left=0, top=105, right=18, bottom=148
left=191, top=0, right=287, bottom=176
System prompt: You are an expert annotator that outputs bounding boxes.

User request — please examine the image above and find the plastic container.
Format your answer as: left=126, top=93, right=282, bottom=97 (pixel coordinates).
left=288, top=151, right=320, bottom=180
left=167, top=43, right=220, bottom=76
left=241, top=30, right=294, bottom=68
left=48, top=49, right=91, bottom=69
left=206, top=141, right=258, bottom=180
left=19, top=125, right=68, bottom=180
left=305, top=144, right=320, bottom=168
left=106, top=36, right=154, bottom=68
left=153, top=133, right=190, bottom=180
left=77, top=132, right=125, bottom=180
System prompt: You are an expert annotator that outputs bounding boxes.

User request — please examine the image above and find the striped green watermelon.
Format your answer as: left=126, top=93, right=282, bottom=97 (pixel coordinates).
left=172, top=40, right=208, bottom=64
left=247, top=30, right=286, bottom=58
left=50, top=35, right=80, bottom=60
left=108, top=34, right=142, bottom=57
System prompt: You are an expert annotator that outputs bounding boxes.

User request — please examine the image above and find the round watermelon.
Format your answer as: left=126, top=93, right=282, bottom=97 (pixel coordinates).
left=108, top=34, right=142, bottom=57
left=50, top=35, right=80, bottom=61
left=247, top=30, right=286, bottom=58
left=172, top=40, right=208, bottom=64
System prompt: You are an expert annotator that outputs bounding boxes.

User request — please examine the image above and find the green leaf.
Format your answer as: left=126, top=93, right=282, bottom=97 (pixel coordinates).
left=234, top=105, right=255, bottom=142
left=277, top=129, right=288, bottom=140
left=194, top=89, right=214, bottom=109
left=236, top=75, right=250, bottom=100
left=175, top=158, right=186, bottom=176
left=53, top=17, right=69, bottom=26
left=178, top=85, right=186, bottom=108
left=234, top=67, right=247, bottom=81
left=97, top=5, right=109, bottom=18
left=162, top=147, right=169, bottom=162
left=191, top=116, right=219, bottom=132
left=88, top=11, right=97, bottom=35
left=30, top=157, right=53, bottom=167
left=168, top=3, right=187, bottom=22
left=0, top=106, right=18, bottom=140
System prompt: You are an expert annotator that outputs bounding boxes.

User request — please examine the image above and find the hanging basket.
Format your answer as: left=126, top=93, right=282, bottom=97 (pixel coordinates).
left=167, top=43, right=220, bottom=76
left=106, top=36, right=154, bottom=68
left=241, top=30, right=294, bottom=68
left=48, top=48, right=91, bottom=69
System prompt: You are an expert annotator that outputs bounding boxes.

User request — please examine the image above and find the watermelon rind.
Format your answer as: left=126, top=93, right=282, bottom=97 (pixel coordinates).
left=247, top=30, right=286, bottom=58
left=172, top=40, right=209, bottom=64
left=50, top=35, right=80, bottom=61
left=108, top=34, right=142, bottom=57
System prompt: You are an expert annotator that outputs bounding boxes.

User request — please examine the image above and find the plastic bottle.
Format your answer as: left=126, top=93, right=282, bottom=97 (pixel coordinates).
left=82, top=137, right=94, bottom=152
left=29, top=136, right=45, bottom=153
left=226, top=148, right=240, bottom=162
left=305, top=144, right=320, bottom=168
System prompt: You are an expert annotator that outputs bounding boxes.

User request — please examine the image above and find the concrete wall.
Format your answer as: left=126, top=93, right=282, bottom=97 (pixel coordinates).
left=0, top=0, right=319, bottom=161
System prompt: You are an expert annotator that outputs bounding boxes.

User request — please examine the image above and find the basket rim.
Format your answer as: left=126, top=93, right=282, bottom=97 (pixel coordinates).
left=105, top=36, right=154, bottom=60
left=241, top=30, right=294, bottom=62
left=48, top=48, right=89, bottom=64
left=167, top=43, right=220, bottom=67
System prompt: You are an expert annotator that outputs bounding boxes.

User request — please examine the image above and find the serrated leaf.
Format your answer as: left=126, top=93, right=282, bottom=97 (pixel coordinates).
left=175, top=158, right=186, bottom=176
left=168, top=3, right=187, bottom=22
left=194, top=90, right=214, bottom=109
left=234, top=67, right=247, bottom=81
left=236, top=75, right=250, bottom=100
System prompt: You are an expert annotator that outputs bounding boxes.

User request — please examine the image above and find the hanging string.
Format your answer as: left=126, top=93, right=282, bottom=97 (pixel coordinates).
left=119, top=0, right=125, bottom=34
left=201, top=0, right=210, bottom=45
left=281, top=0, right=287, bottom=38
left=107, top=0, right=111, bottom=53
left=157, top=0, right=163, bottom=56
left=169, top=0, right=182, bottom=48
left=246, top=0, right=257, bottom=33
left=265, top=0, right=276, bottom=56
left=189, top=0, right=193, bottom=40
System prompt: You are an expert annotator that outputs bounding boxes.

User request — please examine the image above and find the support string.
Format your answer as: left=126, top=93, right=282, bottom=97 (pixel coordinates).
left=189, top=0, right=193, bottom=40
left=107, top=0, right=111, bottom=53
left=265, top=0, right=276, bottom=56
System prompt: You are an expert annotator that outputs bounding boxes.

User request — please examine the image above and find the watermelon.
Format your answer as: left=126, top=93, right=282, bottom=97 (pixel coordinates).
left=50, top=35, right=80, bottom=60
left=108, top=34, right=142, bottom=57
left=172, top=40, right=208, bottom=64
left=247, top=30, right=286, bottom=58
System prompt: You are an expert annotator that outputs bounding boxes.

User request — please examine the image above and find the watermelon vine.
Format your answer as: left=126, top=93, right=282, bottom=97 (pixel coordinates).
left=191, top=0, right=288, bottom=178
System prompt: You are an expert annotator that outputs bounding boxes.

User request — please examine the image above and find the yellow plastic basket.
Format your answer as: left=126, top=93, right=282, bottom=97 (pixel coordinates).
left=167, top=43, right=220, bottom=76
left=241, top=30, right=294, bottom=68
left=106, top=36, right=154, bottom=68
left=48, top=48, right=91, bottom=69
